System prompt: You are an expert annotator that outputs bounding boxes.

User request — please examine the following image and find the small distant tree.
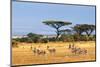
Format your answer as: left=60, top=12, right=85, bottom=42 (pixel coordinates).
left=19, top=37, right=28, bottom=42
left=27, top=33, right=42, bottom=43
left=43, top=20, right=72, bottom=40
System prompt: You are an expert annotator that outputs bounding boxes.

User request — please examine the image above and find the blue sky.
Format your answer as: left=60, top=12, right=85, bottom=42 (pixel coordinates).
left=12, top=1, right=95, bottom=35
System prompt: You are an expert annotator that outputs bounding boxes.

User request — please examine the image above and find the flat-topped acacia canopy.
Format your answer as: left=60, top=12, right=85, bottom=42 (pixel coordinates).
left=43, top=20, right=72, bottom=29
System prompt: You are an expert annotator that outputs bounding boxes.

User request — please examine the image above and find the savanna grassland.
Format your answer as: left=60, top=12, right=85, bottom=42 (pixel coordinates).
left=12, top=41, right=95, bottom=66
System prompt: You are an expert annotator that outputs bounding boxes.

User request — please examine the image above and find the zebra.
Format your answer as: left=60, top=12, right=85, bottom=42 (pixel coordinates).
left=71, top=47, right=87, bottom=55
left=32, top=47, right=46, bottom=55
left=78, top=48, right=87, bottom=55
left=37, top=50, right=46, bottom=55
left=68, top=43, right=75, bottom=49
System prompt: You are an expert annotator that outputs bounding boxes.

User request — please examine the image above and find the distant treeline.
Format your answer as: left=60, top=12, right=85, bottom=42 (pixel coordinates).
left=12, top=32, right=95, bottom=43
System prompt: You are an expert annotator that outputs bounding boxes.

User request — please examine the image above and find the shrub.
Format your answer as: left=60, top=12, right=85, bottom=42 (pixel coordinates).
left=48, top=37, right=56, bottom=42
left=12, top=40, right=18, bottom=47
left=40, top=38, right=48, bottom=43
left=59, top=34, right=74, bottom=42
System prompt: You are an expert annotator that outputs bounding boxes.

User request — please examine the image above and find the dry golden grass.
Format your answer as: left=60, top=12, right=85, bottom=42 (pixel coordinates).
left=12, top=41, right=96, bottom=66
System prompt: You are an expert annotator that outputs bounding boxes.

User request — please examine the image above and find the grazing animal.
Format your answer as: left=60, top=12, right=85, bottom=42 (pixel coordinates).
left=32, top=48, right=46, bottom=55
left=78, top=48, right=87, bottom=55
left=70, top=47, right=87, bottom=55
left=47, top=46, right=56, bottom=54
left=68, top=43, right=75, bottom=49
left=32, top=47, right=37, bottom=55
left=30, top=46, right=33, bottom=50
left=48, top=48, right=56, bottom=53
left=71, top=47, right=77, bottom=54
left=68, top=44, right=71, bottom=49
left=47, top=46, right=50, bottom=49
left=37, top=50, right=46, bottom=55
left=68, top=43, right=87, bottom=55
left=72, top=43, right=75, bottom=49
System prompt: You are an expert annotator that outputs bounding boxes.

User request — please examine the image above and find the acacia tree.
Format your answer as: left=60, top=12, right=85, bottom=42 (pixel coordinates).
left=72, top=24, right=85, bottom=41
left=27, top=33, right=42, bottom=43
left=72, top=24, right=95, bottom=41
left=72, top=24, right=84, bottom=36
left=80, top=24, right=95, bottom=37
left=42, top=20, right=72, bottom=40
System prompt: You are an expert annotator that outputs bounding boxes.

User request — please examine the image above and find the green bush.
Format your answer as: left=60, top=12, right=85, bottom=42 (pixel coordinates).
left=40, top=38, right=48, bottom=43
left=59, top=34, right=74, bottom=42
left=48, top=37, right=56, bottom=42
left=12, top=40, right=18, bottom=47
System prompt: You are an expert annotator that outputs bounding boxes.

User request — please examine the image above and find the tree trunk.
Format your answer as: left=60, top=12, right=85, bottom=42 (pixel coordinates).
left=86, top=32, right=90, bottom=41
left=56, top=28, right=60, bottom=40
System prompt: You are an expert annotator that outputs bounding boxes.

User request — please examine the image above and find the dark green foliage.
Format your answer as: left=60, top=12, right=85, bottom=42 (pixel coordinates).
left=88, top=35, right=96, bottom=41
left=12, top=33, right=43, bottom=43
left=40, top=38, right=48, bottom=43
left=72, top=24, right=84, bottom=36
left=72, top=24, right=95, bottom=41
left=27, top=33, right=43, bottom=43
left=43, top=20, right=72, bottom=29
left=73, top=24, right=95, bottom=37
left=19, top=37, right=28, bottom=42
left=12, top=40, right=18, bottom=47
left=59, top=34, right=72, bottom=42
left=80, top=24, right=95, bottom=37
left=47, top=37, right=56, bottom=42
left=13, top=38, right=21, bottom=42
left=13, top=38, right=29, bottom=43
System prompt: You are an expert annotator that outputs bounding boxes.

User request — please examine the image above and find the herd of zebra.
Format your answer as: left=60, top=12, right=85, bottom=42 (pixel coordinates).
left=68, top=44, right=87, bottom=55
left=32, top=46, right=56, bottom=55
left=30, top=44, right=87, bottom=56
